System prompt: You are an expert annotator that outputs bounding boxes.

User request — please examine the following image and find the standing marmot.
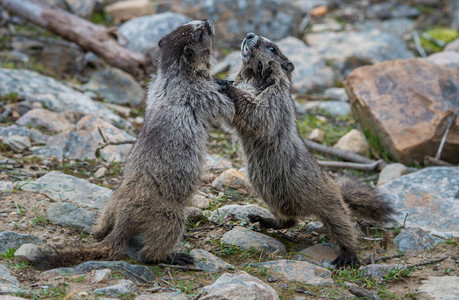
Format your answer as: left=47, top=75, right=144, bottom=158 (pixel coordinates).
left=217, top=33, right=394, bottom=267
left=34, top=20, right=234, bottom=269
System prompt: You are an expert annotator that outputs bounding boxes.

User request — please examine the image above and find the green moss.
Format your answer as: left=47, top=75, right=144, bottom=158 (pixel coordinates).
left=421, top=27, right=459, bottom=53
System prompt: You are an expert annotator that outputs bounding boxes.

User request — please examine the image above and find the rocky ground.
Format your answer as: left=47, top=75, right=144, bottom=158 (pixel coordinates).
left=1, top=0, right=458, bottom=299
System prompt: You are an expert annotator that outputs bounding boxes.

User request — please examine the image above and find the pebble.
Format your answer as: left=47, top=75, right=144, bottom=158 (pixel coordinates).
left=294, top=243, right=337, bottom=268
left=308, top=129, right=325, bottom=143
left=360, top=264, right=407, bottom=279
left=190, top=249, right=234, bottom=272
left=13, top=243, right=43, bottom=262
left=221, top=226, right=286, bottom=255
left=190, top=194, right=210, bottom=209
left=211, top=168, right=252, bottom=195
left=94, top=279, right=137, bottom=297
left=393, top=228, right=443, bottom=252
left=377, top=163, right=408, bottom=186
left=333, top=129, right=369, bottom=156
left=92, top=269, right=112, bottom=284
left=209, top=204, right=272, bottom=223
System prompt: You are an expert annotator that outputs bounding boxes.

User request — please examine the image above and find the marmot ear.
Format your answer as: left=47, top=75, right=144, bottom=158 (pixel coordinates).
left=282, top=61, right=294, bottom=73
left=158, top=38, right=165, bottom=48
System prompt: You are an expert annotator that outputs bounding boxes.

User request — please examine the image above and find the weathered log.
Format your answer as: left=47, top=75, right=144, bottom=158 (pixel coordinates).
left=0, top=0, right=154, bottom=79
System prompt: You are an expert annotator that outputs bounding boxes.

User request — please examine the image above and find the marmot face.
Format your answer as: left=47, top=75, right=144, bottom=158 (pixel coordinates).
left=158, top=19, right=215, bottom=73
left=240, top=33, right=294, bottom=82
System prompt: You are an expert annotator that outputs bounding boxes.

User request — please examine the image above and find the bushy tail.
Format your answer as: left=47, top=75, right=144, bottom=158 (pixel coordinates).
left=32, top=243, right=117, bottom=270
left=336, top=176, right=395, bottom=223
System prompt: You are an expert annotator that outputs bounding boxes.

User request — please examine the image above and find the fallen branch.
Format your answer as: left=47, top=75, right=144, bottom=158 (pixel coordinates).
left=412, top=31, right=427, bottom=58
left=424, top=156, right=455, bottom=167
left=349, top=285, right=380, bottom=300
left=318, top=160, right=381, bottom=171
left=0, top=0, right=154, bottom=79
left=409, top=256, right=448, bottom=268
left=435, top=112, right=457, bottom=160
left=158, top=264, right=203, bottom=272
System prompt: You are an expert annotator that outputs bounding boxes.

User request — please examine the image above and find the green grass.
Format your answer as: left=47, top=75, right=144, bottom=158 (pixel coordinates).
left=420, top=27, right=459, bottom=52
left=15, top=283, right=68, bottom=300
left=31, top=206, right=49, bottom=227
left=0, top=248, right=16, bottom=259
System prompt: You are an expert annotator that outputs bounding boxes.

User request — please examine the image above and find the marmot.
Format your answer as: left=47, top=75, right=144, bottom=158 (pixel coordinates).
left=34, top=20, right=234, bottom=269
left=217, top=33, right=394, bottom=267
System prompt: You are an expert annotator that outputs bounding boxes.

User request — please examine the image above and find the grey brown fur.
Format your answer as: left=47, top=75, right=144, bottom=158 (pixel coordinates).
left=218, top=33, right=394, bottom=267
left=34, top=20, right=234, bottom=269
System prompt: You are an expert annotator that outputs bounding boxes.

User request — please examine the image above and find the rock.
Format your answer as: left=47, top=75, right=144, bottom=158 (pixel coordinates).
left=41, top=261, right=155, bottom=282
left=366, top=2, right=420, bottom=19
left=3, top=135, right=31, bottom=152
left=105, top=0, right=157, bottom=23
left=93, top=269, right=112, bottom=284
left=221, top=226, right=286, bottom=255
left=45, top=115, right=134, bottom=162
left=21, top=171, right=112, bottom=210
left=94, top=280, right=137, bottom=297
left=304, top=221, right=325, bottom=233
left=0, top=68, right=127, bottom=126
left=190, top=194, right=210, bottom=209
left=135, top=292, right=188, bottom=300
left=102, top=102, right=132, bottom=118
left=118, top=12, right=191, bottom=54
left=57, top=0, right=96, bottom=18
left=354, top=19, right=416, bottom=38
left=393, top=228, right=442, bottom=252
left=445, top=38, right=459, bottom=52
left=212, top=51, right=241, bottom=76
left=204, top=154, right=233, bottom=172
left=0, top=125, right=48, bottom=144
left=277, top=37, right=334, bottom=94
left=300, top=101, right=350, bottom=116
left=323, top=87, right=348, bottom=102
left=309, top=128, right=325, bottom=143
left=0, top=296, right=28, bottom=300
left=16, top=108, right=74, bottom=132
left=379, top=167, right=459, bottom=237
left=0, top=231, right=42, bottom=255
left=345, top=59, right=459, bottom=164
left=82, top=68, right=144, bottom=105
left=13, top=244, right=43, bottom=262
left=172, top=0, right=299, bottom=47
left=0, top=264, right=20, bottom=295
left=294, top=244, right=337, bottom=268
left=307, top=29, right=413, bottom=76
left=253, top=260, right=333, bottom=285
left=94, top=167, right=107, bottom=178
left=427, top=51, right=459, bottom=68
left=185, top=207, right=204, bottom=220
left=360, top=264, right=406, bottom=279
left=377, top=163, right=408, bottom=186
left=196, top=271, right=279, bottom=300
left=209, top=204, right=272, bottom=223
left=310, top=18, right=343, bottom=33
left=0, top=181, right=13, bottom=192
left=419, top=276, right=459, bottom=300
left=30, top=145, right=64, bottom=161
left=47, top=202, right=96, bottom=233
left=190, top=249, right=234, bottom=272
left=211, top=168, right=252, bottom=195
left=333, top=129, right=369, bottom=156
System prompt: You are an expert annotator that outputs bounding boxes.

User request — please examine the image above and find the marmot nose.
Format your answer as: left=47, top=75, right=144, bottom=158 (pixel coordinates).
left=246, top=33, right=256, bottom=40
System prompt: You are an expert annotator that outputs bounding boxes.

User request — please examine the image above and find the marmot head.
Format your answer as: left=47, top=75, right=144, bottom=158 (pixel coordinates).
left=158, top=19, right=215, bottom=74
left=239, top=33, right=294, bottom=84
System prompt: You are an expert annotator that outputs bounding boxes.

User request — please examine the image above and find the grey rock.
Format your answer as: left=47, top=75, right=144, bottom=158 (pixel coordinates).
left=45, top=115, right=134, bottom=162
left=221, top=226, right=286, bottom=255
left=323, top=87, right=348, bottom=102
left=294, top=243, right=337, bottom=268
left=393, top=228, right=443, bottom=252
left=307, top=29, right=413, bottom=76
left=304, top=221, right=325, bottom=233
left=185, top=207, right=204, bottom=220
left=209, top=204, right=272, bottom=223
left=118, top=12, right=191, bottom=54
left=14, top=243, right=43, bottom=262
left=190, top=194, right=210, bottom=209
left=0, top=125, right=48, bottom=144
left=427, top=51, right=459, bottom=68
left=42, top=261, right=155, bottom=282
left=419, top=276, right=459, bottom=300
left=0, top=231, right=42, bottom=255
left=82, top=68, right=144, bottom=105
left=56, top=0, right=96, bottom=18
left=380, top=167, right=459, bottom=237
left=360, top=264, right=407, bottom=279
left=252, top=260, right=333, bottom=285
left=47, top=202, right=96, bottom=233
left=204, top=154, right=233, bottom=171
left=299, top=101, right=350, bottom=116
left=211, top=168, right=252, bottom=195
left=366, top=2, right=420, bottom=19
left=377, top=163, right=408, bottom=186
left=16, top=108, right=74, bottom=132
left=445, top=38, right=459, bottom=52
left=212, top=51, right=241, bottom=76
left=20, top=171, right=112, bottom=210
left=354, top=18, right=416, bottom=38
left=94, top=279, right=137, bottom=297
left=277, top=37, right=334, bottom=94
left=0, top=68, right=127, bottom=126
left=30, top=145, right=64, bottom=161
left=196, top=271, right=279, bottom=300
left=0, top=264, right=20, bottom=295
left=0, top=181, right=13, bottom=192
left=190, top=249, right=234, bottom=272
left=136, top=292, right=188, bottom=300
left=3, top=135, right=31, bottom=152
left=92, top=269, right=112, bottom=284
left=333, top=129, right=369, bottom=156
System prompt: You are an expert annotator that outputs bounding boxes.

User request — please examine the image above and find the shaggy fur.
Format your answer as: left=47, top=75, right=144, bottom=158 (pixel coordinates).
left=34, top=20, right=234, bottom=270
left=217, top=33, right=394, bottom=268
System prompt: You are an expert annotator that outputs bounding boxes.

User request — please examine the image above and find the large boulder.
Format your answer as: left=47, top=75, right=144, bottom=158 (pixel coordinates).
left=345, top=59, right=459, bottom=164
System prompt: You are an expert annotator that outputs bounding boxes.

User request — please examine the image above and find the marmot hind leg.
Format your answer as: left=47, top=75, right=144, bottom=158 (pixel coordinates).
left=92, top=203, right=116, bottom=241
left=248, top=211, right=297, bottom=229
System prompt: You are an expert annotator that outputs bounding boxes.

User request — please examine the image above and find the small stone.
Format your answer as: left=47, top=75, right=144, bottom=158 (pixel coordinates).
left=419, top=276, right=459, bottom=300
left=304, top=221, right=325, bottom=233
left=323, top=87, right=348, bottom=102
left=0, top=181, right=13, bottom=192
left=0, top=264, right=20, bottom=295
left=211, top=168, right=252, bottom=195
left=190, top=194, right=210, bottom=209
left=3, top=135, right=31, bottom=152
left=221, top=226, right=286, bottom=255
left=196, top=271, right=279, bottom=300
left=77, top=291, right=89, bottom=297
left=135, top=292, right=188, bottom=300
left=102, top=103, right=132, bottom=118
left=377, top=163, right=408, bottom=186
left=359, top=264, right=406, bottom=279
left=94, top=279, right=137, bottom=297
left=309, top=129, right=325, bottom=143
left=0, top=231, right=42, bottom=255
left=209, top=204, right=272, bottom=223
left=16, top=108, right=73, bottom=132
left=393, top=228, right=443, bottom=253
left=190, top=249, right=234, bottom=272
left=94, top=167, right=108, bottom=178
left=427, top=51, right=459, bottom=68
left=185, top=207, right=203, bottom=220
left=46, top=202, right=96, bottom=233
left=105, top=0, right=157, bottom=23
left=204, top=154, right=233, bottom=172
left=300, top=101, right=350, bottom=116
left=14, top=244, right=43, bottom=262
left=92, top=269, right=112, bottom=284
left=253, top=260, right=333, bottom=285
left=333, top=129, right=369, bottom=156
left=294, top=244, right=337, bottom=268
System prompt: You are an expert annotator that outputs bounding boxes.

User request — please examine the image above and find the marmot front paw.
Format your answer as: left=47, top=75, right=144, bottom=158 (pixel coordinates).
left=163, top=252, right=194, bottom=266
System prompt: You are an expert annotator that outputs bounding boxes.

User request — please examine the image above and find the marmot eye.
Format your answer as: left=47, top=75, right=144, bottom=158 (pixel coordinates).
left=198, top=31, right=204, bottom=41
left=268, top=46, right=277, bottom=53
